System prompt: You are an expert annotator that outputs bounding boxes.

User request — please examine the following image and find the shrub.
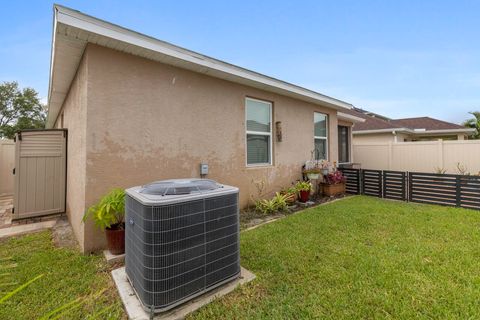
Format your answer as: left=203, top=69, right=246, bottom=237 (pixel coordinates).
left=324, top=170, right=346, bottom=185
left=255, top=192, right=289, bottom=215
left=434, top=167, right=447, bottom=174
left=295, top=181, right=312, bottom=192
left=83, top=188, right=125, bottom=229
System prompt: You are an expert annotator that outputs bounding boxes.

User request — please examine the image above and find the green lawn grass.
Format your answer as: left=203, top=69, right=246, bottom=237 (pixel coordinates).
left=4, top=197, right=480, bottom=319
left=191, top=196, right=480, bottom=319
left=0, top=231, right=124, bottom=319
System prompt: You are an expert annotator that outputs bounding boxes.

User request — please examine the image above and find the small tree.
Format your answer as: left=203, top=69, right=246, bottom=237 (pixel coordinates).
left=462, top=111, right=480, bottom=139
left=0, top=81, right=46, bottom=139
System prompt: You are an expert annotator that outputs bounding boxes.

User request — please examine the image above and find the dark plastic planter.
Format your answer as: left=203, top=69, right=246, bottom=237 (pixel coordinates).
left=105, top=223, right=125, bottom=255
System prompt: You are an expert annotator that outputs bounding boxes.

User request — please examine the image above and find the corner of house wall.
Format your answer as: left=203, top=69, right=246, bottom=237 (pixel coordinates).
left=81, top=44, right=108, bottom=253
left=60, top=46, right=92, bottom=253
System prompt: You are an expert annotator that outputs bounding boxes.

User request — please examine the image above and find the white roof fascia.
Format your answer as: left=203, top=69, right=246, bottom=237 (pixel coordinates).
left=337, top=112, right=365, bottom=123
left=413, top=128, right=476, bottom=135
left=47, top=6, right=58, bottom=116
left=47, top=5, right=353, bottom=127
left=353, top=128, right=412, bottom=135
left=353, top=128, right=475, bottom=135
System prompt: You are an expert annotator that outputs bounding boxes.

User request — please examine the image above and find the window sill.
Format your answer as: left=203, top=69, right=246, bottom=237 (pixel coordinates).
left=246, top=164, right=274, bottom=169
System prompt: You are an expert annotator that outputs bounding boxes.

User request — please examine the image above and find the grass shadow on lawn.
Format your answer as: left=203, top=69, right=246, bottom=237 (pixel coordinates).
left=190, top=196, right=480, bottom=319
left=0, top=231, right=124, bottom=319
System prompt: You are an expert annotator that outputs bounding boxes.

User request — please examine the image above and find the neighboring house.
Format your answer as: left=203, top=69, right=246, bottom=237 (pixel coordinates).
left=46, top=5, right=363, bottom=252
left=345, top=107, right=475, bottom=143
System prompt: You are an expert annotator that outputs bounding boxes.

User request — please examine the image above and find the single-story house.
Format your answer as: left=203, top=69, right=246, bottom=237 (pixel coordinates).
left=46, top=5, right=364, bottom=252
left=344, top=107, right=475, bottom=143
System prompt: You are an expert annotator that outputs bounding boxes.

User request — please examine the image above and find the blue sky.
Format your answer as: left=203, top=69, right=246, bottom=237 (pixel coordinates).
left=1, top=1, right=479, bottom=124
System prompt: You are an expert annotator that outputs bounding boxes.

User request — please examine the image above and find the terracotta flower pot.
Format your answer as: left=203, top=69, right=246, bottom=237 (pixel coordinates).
left=299, top=190, right=310, bottom=202
left=105, top=224, right=125, bottom=255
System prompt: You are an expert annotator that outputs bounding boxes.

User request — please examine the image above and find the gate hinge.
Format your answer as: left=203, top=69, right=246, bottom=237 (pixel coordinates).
left=12, top=168, right=15, bottom=175
left=12, top=207, right=14, bottom=214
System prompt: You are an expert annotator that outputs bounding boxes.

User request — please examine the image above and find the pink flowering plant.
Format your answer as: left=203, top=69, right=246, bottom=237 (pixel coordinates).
left=324, top=170, right=346, bottom=185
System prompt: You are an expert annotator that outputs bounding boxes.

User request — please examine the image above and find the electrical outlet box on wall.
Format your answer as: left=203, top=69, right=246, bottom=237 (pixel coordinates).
left=200, top=163, right=209, bottom=175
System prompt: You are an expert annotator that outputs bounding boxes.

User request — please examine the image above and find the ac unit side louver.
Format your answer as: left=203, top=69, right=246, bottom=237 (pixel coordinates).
left=125, top=179, right=240, bottom=312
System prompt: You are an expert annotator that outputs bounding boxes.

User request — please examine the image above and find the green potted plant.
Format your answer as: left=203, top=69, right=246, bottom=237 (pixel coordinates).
left=295, top=181, right=312, bottom=202
left=321, top=170, right=347, bottom=197
left=280, top=186, right=298, bottom=205
left=319, top=159, right=330, bottom=176
left=304, top=156, right=330, bottom=180
left=303, top=167, right=321, bottom=180
left=83, top=188, right=126, bottom=254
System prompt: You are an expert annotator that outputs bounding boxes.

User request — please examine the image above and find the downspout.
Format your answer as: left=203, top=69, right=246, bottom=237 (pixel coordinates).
left=392, top=130, right=397, bottom=143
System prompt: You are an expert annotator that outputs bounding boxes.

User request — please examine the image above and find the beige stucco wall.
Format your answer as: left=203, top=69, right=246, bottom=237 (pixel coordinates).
left=54, top=53, right=89, bottom=249
left=69, top=44, right=341, bottom=251
left=54, top=44, right=346, bottom=252
left=338, top=120, right=352, bottom=127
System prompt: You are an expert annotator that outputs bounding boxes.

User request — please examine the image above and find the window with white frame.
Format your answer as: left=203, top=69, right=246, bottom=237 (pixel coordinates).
left=246, top=98, right=272, bottom=165
left=314, top=112, right=328, bottom=160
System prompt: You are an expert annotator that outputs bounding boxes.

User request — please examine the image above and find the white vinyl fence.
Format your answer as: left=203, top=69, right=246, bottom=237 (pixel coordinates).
left=353, top=140, right=480, bottom=174
left=0, top=139, right=15, bottom=196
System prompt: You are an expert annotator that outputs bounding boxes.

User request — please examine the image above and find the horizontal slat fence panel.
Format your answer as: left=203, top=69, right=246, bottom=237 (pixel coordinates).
left=362, top=170, right=382, bottom=197
left=459, top=176, right=480, bottom=210
left=383, top=171, right=406, bottom=201
left=339, top=168, right=361, bottom=194
left=408, top=172, right=458, bottom=207
left=337, top=168, right=480, bottom=211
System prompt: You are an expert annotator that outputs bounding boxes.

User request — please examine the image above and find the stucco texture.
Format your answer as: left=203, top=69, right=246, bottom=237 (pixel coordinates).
left=58, top=44, right=344, bottom=252
left=54, top=53, right=89, bottom=249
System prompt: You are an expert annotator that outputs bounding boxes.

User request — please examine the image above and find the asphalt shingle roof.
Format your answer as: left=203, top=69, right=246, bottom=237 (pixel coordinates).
left=344, top=108, right=467, bottom=132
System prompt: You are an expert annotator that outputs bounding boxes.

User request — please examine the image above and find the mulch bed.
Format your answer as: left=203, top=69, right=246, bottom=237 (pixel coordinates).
left=240, top=193, right=351, bottom=230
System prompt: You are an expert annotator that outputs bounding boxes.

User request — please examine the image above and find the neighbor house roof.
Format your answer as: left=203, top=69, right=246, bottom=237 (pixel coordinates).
left=390, top=117, right=467, bottom=131
left=343, top=108, right=475, bottom=135
left=46, top=5, right=354, bottom=128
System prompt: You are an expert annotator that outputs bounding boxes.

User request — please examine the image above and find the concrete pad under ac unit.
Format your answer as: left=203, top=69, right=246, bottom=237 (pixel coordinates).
left=112, top=266, right=256, bottom=320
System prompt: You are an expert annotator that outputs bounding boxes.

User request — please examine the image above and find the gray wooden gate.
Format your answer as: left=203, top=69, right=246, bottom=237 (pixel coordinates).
left=13, top=130, right=67, bottom=220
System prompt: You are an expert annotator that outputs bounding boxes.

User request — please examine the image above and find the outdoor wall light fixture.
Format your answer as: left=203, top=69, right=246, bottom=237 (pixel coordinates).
left=276, top=121, right=282, bottom=142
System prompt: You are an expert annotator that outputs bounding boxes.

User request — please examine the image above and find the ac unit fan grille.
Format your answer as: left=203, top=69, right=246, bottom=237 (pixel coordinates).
left=125, top=192, right=240, bottom=311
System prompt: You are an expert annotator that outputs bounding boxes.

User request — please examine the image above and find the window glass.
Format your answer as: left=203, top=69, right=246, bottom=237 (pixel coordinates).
left=246, top=98, right=272, bottom=165
left=246, top=99, right=271, bottom=132
left=314, top=112, right=328, bottom=160
left=314, top=138, right=327, bottom=160
left=314, top=113, right=327, bottom=137
left=247, top=134, right=270, bottom=164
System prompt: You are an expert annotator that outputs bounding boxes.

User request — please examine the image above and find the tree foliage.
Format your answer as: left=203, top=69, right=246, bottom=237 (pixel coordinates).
left=462, top=111, right=480, bottom=139
left=0, top=81, right=46, bottom=139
